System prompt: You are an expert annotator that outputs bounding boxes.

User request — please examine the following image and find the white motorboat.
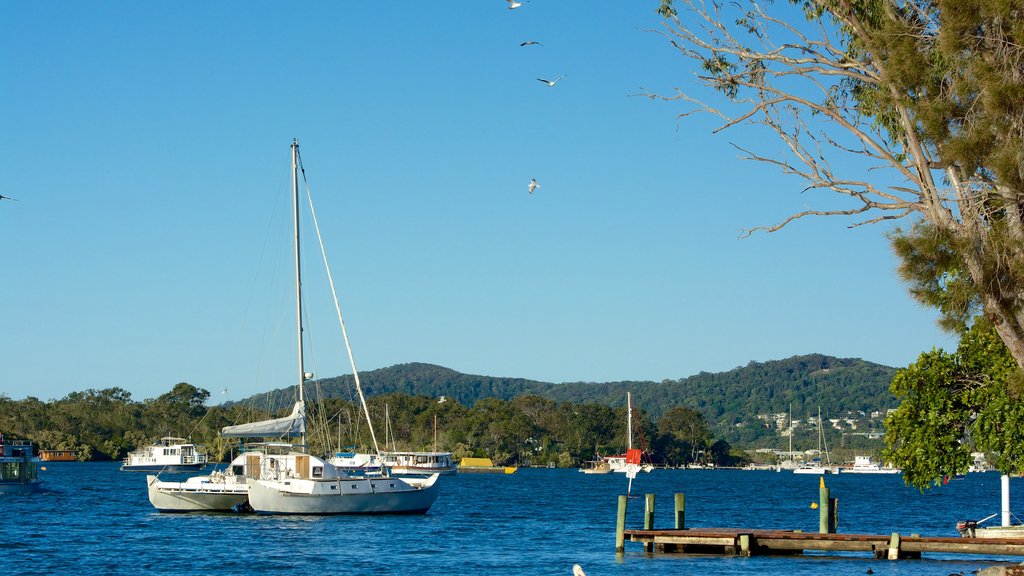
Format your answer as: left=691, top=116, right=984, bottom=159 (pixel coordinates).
left=382, top=451, right=457, bottom=476
left=843, top=455, right=901, bottom=474
left=328, top=451, right=384, bottom=476
left=0, top=435, right=43, bottom=494
left=121, top=437, right=208, bottom=472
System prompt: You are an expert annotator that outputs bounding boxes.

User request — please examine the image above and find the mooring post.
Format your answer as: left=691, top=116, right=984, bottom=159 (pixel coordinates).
left=819, top=477, right=830, bottom=534
left=828, top=497, right=838, bottom=534
left=887, top=532, right=901, bottom=560
left=616, top=494, right=627, bottom=554
left=739, top=533, right=752, bottom=557
left=674, top=493, right=685, bottom=529
left=644, top=494, right=656, bottom=552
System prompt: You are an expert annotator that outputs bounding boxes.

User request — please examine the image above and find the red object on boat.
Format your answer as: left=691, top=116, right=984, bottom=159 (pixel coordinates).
left=626, top=448, right=642, bottom=465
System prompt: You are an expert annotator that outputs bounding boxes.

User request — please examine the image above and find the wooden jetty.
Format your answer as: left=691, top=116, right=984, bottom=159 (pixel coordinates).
left=616, top=483, right=1024, bottom=560
left=622, top=527, right=1024, bottom=559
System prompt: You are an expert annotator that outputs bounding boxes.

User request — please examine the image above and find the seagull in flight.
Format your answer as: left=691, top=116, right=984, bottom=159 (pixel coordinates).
left=520, top=41, right=542, bottom=46
left=0, top=194, right=17, bottom=201
left=528, top=178, right=540, bottom=194
left=537, top=76, right=565, bottom=87
left=507, top=0, right=524, bottom=8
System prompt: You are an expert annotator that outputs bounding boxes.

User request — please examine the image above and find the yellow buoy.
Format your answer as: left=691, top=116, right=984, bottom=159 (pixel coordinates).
left=811, top=502, right=819, bottom=509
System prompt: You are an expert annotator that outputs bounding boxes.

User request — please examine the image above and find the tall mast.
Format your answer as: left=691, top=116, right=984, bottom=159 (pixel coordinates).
left=291, top=139, right=306, bottom=415
left=627, top=392, right=633, bottom=450
left=788, top=404, right=793, bottom=462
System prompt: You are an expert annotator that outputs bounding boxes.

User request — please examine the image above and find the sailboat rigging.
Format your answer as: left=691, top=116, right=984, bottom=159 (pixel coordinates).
left=148, top=140, right=440, bottom=514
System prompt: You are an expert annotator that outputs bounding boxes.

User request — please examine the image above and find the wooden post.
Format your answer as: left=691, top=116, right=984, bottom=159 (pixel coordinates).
left=887, top=532, right=901, bottom=560
left=644, top=494, right=655, bottom=552
left=616, top=495, right=627, bottom=554
left=674, top=493, right=685, bottom=529
left=739, top=533, right=752, bottom=557
left=828, top=497, right=838, bottom=534
left=819, top=478, right=830, bottom=534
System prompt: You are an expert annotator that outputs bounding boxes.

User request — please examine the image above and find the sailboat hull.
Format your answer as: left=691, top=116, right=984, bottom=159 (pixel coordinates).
left=246, top=474, right=440, bottom=515
left=147, top=474, right=249, bottom=512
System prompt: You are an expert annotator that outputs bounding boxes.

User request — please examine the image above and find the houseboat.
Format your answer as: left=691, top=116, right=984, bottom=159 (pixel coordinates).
left=122, top=437, right=208, bottom=472
left=0, top=435, right=43, bottom=493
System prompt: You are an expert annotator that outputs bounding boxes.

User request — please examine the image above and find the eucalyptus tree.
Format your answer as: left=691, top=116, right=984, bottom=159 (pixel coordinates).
left=654, top=0, right=1024, bottom=366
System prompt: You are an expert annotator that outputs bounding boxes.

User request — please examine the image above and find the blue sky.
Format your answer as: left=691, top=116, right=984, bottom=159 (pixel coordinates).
left=0, top=1, right=955, bottom=403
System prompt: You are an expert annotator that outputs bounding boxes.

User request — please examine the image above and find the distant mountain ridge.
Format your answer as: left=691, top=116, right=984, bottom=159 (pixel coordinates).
left=234, top=354, right=897, bottom=443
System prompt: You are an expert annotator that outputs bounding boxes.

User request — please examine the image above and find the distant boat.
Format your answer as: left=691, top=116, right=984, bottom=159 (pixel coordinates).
left=458, top=457, right=517, bottom=474
left=793, top=408, right=839, bottom=474
left=383, top=451, right=458, bottom=476
left=121, top=437, right=208, bottom=472
left=843, top=455, right=900, bottom=474
left=579, top=460, right=612, bottom=474
left=39, top=449, right=78, bottom=462
left=327, top=451, right=384, bottom=476
left=605, top=392, right=654, bottom=474
left=0, top=435, right=43, bottom=493
left=968, top=452, right=995, bottom=473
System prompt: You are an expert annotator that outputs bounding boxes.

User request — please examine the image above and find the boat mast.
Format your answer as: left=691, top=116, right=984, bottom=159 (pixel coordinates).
left=788, top=404, right=793, bottom=463
left=291, top=139, right=306, bottom=444
left=627, top=392, right=633, bottom=451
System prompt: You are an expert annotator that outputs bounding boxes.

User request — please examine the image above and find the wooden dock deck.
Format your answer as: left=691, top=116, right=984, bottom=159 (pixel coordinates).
left=615, top=488, right=1024, bottom=560
left=622, top=527, right=1024, bottom=559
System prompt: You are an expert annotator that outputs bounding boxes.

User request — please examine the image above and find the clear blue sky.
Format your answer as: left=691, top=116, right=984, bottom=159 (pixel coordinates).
left=0, top=1, right=955, bottom=403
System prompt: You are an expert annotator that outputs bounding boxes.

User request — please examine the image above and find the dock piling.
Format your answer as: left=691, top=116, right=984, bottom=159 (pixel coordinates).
left=644, top=494, right=656, bottom=552
left=615, top=495, right=627, bottom=554
left=674, top=493, right=685, bottom=529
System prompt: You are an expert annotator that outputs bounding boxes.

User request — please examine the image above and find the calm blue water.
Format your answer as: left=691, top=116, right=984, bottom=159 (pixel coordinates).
left=4, top=464, right=1022, bottom=575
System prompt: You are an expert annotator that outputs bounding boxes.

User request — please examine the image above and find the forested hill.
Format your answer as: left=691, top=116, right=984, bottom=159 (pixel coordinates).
left=236, top=354, right=897, bottom=442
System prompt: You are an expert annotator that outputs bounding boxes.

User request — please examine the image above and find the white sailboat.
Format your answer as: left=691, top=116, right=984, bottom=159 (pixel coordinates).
left=244, top=140, right=439, bottom=514
left=149, top=140, right=439, bottom=514
left=605, top=392, right=654, bottom=474
left=794, top=407, right=839, bottom=474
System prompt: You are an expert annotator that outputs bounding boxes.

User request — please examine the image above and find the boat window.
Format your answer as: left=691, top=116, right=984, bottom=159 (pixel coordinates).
left=312, top=466, right=323, bottom=478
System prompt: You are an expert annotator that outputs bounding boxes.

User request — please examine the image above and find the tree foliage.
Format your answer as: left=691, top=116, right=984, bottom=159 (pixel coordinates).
left=0, top=383, right=741, bottom=468
left=653, top=0, right=1024, bottom=369
left=884, top=317, right=1024, bottom=489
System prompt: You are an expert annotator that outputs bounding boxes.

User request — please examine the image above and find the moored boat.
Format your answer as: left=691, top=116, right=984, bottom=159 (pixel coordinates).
left=579, top=459, right=612, bottom=474
left=844, top=455, right=901, bottom=474
left=40, top=449, right=78, bottom=462
left=239, top=140, right=441, bottom=515
left=0, top=435, right=43, bottom=493
left=122, top=437, right=208, bottom=472
left=382, top=451, right=457, bottom=476
left=458, top=457, right=517, bottom=474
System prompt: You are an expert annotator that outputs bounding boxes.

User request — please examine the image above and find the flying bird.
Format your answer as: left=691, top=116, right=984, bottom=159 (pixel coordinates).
left=537, top=76, right=565, bottom=87
left=0, top=194, right=17, bottom=201
left=520, top=41, right=542, bottom=46
left=507, top=0, right=523, bottom=8
left=528, top=178, right=540, bottom=194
